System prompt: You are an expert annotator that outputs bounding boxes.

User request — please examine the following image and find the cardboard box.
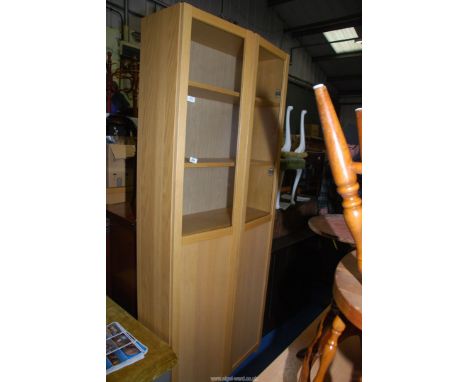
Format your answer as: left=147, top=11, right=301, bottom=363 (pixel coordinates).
left=106, top=187, right=127, bottom=205
left=304, top=123, right=321, bottom=137
left=106, top=144, right=136, bottom=188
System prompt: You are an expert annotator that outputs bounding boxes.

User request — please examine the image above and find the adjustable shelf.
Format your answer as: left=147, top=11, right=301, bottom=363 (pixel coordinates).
left=183, top=207, right=232, bottom=236
left=182, top=207, right=270, bottom=237
left=251, top=159, right=273, bottom=166
left=184, top=158, right=235, bottom=168
left=188, top=80, right=240, bottom=104
left=245, top=207, right=269, bottom=223
left=255, top=97, right=280, bottom=107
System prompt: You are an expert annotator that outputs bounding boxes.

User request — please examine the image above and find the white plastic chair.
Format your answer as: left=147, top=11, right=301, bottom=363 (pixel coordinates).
left=290, top=109, right=307, bottom=205
left=276, top=105, right=293, bottom=209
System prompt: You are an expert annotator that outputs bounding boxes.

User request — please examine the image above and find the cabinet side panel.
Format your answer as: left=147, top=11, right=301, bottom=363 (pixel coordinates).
left=175, top=235, right=233, bottom=381
left=231, top=222, right=272, bottom=367
left=250, top=106, right=280, bottom=163
left=246, top=164, right=274, bottom=213
left=137, top=5, right=182, bottom=341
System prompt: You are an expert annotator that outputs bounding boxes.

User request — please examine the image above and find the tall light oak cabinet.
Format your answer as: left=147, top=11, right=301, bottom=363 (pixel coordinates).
left=137, top=3, right=289, bottom=381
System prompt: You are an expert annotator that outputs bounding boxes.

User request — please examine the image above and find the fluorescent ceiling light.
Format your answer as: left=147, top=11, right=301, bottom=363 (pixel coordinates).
left=323, top=27, right=362, bottom=54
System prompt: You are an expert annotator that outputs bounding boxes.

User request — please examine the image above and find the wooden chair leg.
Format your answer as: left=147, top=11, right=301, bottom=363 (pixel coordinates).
left=313, top=315, right=346, bottom=382
left=299, top=311, right=327, bottom=382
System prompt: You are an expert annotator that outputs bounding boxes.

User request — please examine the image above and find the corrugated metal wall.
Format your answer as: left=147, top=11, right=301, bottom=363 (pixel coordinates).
left=106, top=0, right=327, bottom=85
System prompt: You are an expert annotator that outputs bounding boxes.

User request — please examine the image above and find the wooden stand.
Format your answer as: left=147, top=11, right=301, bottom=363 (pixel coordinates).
left=137, top=4, right=289, bottom=381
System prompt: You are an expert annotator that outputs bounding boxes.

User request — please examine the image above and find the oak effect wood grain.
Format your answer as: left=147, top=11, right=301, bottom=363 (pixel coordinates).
left=184, top=157, right=235, bottom=168
left=251, top=106, right=280, bottom=163
left=246, top=163, right=275, bottom=214
left=231, top=222, right=271, bottom=368
left=176, top=235, right=233, bottom=381
left=138, top=4, right=290, bottom=381
left=188, top=80, right=240, bottom=104
left=182, top=207, right=232, bottom=236
left=222, top=29, right=260, bottom=373
left=230, top=35, right=290, bottom=368
left=191, top=13, right=246, bottom=56
left=136, top=3, right=182, bottom=341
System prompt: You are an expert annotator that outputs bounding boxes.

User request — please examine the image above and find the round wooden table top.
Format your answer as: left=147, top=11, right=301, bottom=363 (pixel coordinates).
left=333, top=250, right=362, bottom=330
left=308, top=214, right=355, bottom=245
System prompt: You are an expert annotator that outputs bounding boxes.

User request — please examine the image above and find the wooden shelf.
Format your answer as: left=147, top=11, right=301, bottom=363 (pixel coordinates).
left=188, top=80, right=240, bottom=103
left=183, top=207, right=232, bottom=236
left=251, top=159, right=273, bottom=167
left=185, top=158, right=235, bottom=168
left=191, top=17, right=245, bottom=57
left=182, top=207, right=270, bottom=236
left=245, top=207, right=270, bottom=223
left=255, top=97, right=280, bottom=107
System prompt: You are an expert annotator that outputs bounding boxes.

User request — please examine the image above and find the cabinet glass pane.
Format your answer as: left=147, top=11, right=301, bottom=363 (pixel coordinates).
left=190, top=19, right=243, bottom=92
left=185, top=98, right=239, bottom=161
left=182, top=167, right=235, bottom=236
left=245, top=47, right=285, bottom=222
left=183, top=22, right=244, bottom=235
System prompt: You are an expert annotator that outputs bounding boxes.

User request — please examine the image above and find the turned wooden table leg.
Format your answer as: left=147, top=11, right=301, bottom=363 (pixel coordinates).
left=313, top=315, right=346, bottom=382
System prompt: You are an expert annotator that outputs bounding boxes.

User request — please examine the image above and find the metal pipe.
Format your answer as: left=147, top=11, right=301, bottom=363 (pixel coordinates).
left=124, top=0, right=129, bottom=25
left=106, top=1, right=146, bottom=19
left=284, top=13, right=362, bottom=37
left=288, top=74, right=317, bottom=91
left=147, top=0, right=169, bottom=8
left=289, top=37, right=358, bottom=65
left=312, top=51, right=361, bottom=62
left=288, top=75, right=341, bottom=103
left=106, top=6, right=124, bottom=39
left=123, top=0, right=130, bottom=41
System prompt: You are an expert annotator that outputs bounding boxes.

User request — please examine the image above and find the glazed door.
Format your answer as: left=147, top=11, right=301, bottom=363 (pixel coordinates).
left=230, top=39, right=288, bottom=368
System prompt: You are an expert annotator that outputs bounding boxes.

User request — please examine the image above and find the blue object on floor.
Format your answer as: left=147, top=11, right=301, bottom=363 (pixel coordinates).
left=231, top=302, right=326, bottom=379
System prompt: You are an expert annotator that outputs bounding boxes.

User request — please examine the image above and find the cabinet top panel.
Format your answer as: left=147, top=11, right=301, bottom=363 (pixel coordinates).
left=191, top=18, right=244, bottom=58
left=258, top=35, right=289, bottom=62
left=190, top=4, right=247, bottom=40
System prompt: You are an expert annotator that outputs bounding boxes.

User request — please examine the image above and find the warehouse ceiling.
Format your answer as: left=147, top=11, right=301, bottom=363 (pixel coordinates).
left=269, top=0, right=362, bottom=96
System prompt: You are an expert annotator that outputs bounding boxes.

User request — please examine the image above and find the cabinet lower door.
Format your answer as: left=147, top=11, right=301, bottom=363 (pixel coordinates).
left=174, top=234, right=233, bottom=382
left=231, top=221, right=272, bottom=368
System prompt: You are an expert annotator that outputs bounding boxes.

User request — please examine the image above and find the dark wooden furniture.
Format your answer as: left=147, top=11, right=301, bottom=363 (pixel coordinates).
left=264, top=227, right=352, bottom=337
left=265, top=133, right=330, bottom=333
left=107, top=202, right=137, bottom=318
left=308, top=214, right=354, bottom=245
left=300, top=84, right=362, bottom=382
left=107, top=297, right=177, bottom=382
left=274, top=140, right=325, bottom=240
